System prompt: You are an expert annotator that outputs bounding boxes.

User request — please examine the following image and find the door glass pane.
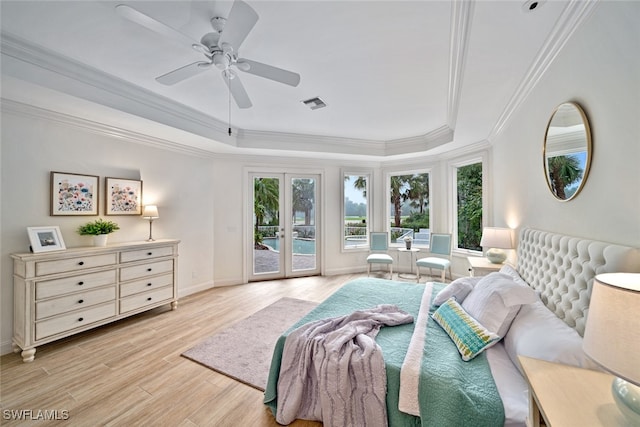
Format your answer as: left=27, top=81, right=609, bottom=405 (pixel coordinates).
left=253, top=177, right=280, bottom=275
left=291, top=177, right=316, bottom=271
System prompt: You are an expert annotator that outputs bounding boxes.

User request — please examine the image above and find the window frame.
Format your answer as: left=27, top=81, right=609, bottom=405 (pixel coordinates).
left=384, top=167, right=432, bottom=248
left=448, top=152, right=489, bottom=256
left=341, top=169, right=373, bottom=251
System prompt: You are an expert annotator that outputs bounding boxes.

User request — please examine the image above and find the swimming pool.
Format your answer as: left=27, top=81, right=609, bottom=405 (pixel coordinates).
left=263, top=238, right=316, bottom=255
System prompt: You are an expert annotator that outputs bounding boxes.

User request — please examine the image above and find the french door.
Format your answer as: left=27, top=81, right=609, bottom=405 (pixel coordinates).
left=249, top=172, right=320, bottom=281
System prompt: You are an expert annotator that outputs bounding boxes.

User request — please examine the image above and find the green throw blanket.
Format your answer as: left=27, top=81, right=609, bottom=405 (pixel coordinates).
left=264, top=278, right=504, bottom=427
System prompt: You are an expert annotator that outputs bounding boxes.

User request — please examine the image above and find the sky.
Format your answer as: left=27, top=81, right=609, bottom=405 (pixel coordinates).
left=344, top=176, right=366, bottom=204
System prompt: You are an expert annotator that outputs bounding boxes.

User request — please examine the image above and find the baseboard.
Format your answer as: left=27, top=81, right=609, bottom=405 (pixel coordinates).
left=1, top=339, right=15, bottom=356
left=178, top=279, right=215, bottom=298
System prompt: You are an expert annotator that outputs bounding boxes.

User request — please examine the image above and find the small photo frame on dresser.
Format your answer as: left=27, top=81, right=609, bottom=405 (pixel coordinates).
left=50, top=171, right=99, bottom=216
left=27, top=226, right=66, bottom=253
left=105, top=177, right=143, bottom=215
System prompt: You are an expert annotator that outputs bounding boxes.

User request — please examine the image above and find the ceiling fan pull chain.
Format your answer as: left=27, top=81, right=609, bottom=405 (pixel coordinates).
left=228, top=70, right=232, bottom=136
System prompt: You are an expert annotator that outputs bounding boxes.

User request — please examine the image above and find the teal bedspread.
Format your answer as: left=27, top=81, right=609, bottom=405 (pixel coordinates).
left=263, top=278, right=504, bottom=426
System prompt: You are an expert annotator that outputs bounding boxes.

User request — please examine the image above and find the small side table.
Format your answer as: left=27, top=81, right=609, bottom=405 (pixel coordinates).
left=397, top=248, right=420, bottom=279
left=467, top=256, right=503, bottom=277
left=518, top=356, right=627, bottom=427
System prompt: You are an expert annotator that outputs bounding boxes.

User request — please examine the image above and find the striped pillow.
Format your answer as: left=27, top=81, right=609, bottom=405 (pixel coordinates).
left=432, top=297, right=500, bottom=361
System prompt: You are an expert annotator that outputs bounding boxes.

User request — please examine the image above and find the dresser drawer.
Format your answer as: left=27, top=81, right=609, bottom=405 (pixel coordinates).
left=36, top=270, right=116, bottom=300
left=120, top=246, right=174, bottom=263
left=36, top=286, right=116, bottom=320
left=120, top=273, right=173, bottom=297
left=120, top=286, right=174, bottom=314
left=36, top=253, right=117, bottom=276
left=120, top=260, right=173, bottom=281
left=35, top=302, right=117, bottom=340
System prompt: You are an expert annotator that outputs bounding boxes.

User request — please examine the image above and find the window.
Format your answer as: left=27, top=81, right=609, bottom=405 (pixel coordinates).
left=387, top=172, right=430, bottom=246
left=454, top=161, right=483, bottom=251
left=343, top=172, right=370, bottom=250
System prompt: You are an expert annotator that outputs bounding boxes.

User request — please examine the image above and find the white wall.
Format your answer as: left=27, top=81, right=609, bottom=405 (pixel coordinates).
left=0, top=111, right=216, bottom=354
left=491, top=1, right=640, bottom=247
left=0, top=109, right=392, bottom=354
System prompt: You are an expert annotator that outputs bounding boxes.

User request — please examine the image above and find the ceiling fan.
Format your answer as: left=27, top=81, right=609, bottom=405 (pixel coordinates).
left=116, top=1, right=301, bottom=109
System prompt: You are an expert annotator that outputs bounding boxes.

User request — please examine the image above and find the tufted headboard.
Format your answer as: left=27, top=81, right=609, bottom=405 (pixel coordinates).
left=516, top=228, right=640, bottom=337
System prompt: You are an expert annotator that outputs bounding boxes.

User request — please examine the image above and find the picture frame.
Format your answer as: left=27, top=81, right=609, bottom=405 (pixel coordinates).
left=105, top=177, right=143, bottom=215
left=27, top=226, right=66, bottom=253
left=50, top=171, right=99, bottom=216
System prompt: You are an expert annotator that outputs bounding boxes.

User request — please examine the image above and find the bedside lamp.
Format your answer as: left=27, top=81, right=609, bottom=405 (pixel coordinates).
left=142, top=205, right=159, bottom=241
left=480, top=227, right=513, bottom=264
left=583, top=273, right=640, bottom=424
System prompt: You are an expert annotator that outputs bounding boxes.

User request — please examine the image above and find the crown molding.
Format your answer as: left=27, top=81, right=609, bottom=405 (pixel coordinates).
left=1, top=30, right=462, bottom=159
left=488, top=0, right=600, bottom=141
left=385, top=125, right=454, bottom=156
left=236, top=128, right=387, bottom=156
left=447, top=0, right=474, bottom=129
left=1, top=98, right=219, bottom=158
left=1, top=32, right=232, bottom=140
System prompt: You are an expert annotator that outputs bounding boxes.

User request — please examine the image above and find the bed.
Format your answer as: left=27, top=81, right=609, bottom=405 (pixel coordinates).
left=264, top=228, right=640, bottom=426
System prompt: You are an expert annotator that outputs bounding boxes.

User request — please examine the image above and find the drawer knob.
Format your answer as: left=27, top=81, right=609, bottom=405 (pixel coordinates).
left=78, top=281, right=84, bottom=286
left=147, top=283, right=152, bottom=287
left=147, top=297, right=152, bottom=301
left=78, top=317, right=84, bottom=322
left=78, top=299, right=84, bottom=304
left=147, top=252, right=153, bottom=256
left=78, top=261, right=85, bottom=266
left=147, top=268, right=152, bottom=272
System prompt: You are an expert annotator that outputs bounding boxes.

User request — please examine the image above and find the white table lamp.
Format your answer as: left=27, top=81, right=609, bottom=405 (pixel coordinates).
left=480, top=227, right=513, bottom=264
left=142, top=205, right=159, bottom=241
left=583, top=273, right=640, bottom=424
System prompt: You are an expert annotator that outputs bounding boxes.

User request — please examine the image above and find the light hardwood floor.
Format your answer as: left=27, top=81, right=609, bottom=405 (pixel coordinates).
left=1, top=273, right=372, bottom=426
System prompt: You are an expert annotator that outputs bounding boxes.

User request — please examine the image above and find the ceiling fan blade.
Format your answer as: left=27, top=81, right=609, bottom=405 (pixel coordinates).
left=116, top=4, right=206, bottom=52
left=156, top=62, right=211, bottom=85
left=222, top=71, right=252, bottom=109
left=236, top=59, right=300, bottom=87
left=219, top=1, right=259, bottom=51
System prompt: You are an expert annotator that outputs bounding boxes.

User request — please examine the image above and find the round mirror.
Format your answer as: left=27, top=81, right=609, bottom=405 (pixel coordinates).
left=543, top=102, right=592, bottom=201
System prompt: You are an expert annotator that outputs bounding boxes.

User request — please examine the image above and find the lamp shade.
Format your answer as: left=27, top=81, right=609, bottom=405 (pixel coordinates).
left=583, top=273, right=640, bottom=386
left=142, top=205, right=159, bottom=219
left=480, top=227, right=513, bottom=249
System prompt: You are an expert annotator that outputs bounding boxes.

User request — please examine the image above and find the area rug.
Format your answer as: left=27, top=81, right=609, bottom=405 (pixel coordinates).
left=182, top=297, right=318, bottom=391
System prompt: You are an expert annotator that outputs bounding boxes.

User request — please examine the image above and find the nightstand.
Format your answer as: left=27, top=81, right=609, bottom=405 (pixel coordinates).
left=518, top=356, right=628, bottom=427
left=397, top=247, right=420, bottom=279
left=466, top=256, right=503, bottom=277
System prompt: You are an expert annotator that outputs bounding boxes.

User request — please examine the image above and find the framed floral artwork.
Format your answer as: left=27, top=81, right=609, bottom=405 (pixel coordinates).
left=27, top=226, right=66, bottom=253
left=50, top=171, right=99, bottom=216
left=105, top=177, right=143, bottom=215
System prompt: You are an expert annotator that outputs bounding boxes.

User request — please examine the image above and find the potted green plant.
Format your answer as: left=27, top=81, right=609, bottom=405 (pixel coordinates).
left=77, top=218, right=120, bottom=246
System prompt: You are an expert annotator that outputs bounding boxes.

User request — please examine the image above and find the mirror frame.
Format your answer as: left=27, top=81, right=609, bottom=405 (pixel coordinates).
left=543, top=102, right=592, bottom=202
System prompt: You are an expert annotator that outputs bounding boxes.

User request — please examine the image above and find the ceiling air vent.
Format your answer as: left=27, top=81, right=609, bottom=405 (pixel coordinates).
left=522, top=0, right=545, bottom=12
left=302, top=97, right=327, bottom=110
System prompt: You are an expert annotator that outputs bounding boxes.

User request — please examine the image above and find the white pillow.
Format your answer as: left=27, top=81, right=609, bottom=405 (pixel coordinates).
left=433, top=276, right=479, bottom=306
left=461, top=272, right=537, bottom=337
left=499, top=264, right=529, bottom=288
left=504, top=298, right=600, bottom=375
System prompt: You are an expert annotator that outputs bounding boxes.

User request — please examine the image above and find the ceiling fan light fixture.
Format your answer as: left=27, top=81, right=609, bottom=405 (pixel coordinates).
left=236, top=60, right=251, bottom=71
left=222, top=69, right=236, bottom=80
left=302, top=97, right=327, bottom=110
left=213, top=52, right=230, bottom=70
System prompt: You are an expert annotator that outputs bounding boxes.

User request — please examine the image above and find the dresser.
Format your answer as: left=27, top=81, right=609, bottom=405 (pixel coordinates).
left=12, top=239, right=179, bottom=362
